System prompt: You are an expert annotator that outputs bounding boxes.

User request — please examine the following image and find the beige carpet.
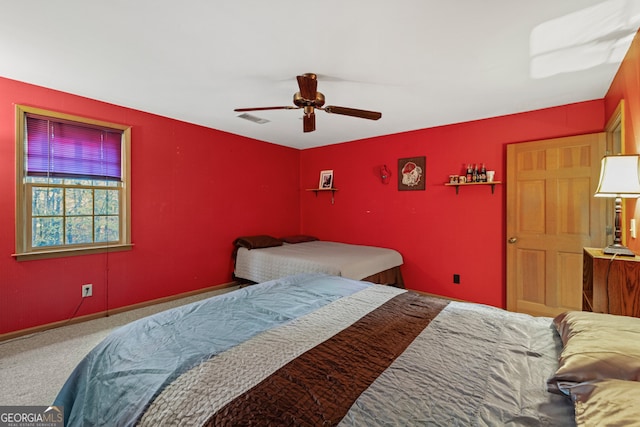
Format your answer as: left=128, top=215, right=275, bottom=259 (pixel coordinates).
left=0, top=285, right=239, bottom=406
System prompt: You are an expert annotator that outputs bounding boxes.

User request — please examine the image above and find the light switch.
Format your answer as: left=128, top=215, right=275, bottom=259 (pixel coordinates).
left=631, top=219, right=637, bottom=239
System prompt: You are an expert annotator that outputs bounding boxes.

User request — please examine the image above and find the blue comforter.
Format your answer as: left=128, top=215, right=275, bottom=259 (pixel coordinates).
left=54, top=274, right=370, bottom=427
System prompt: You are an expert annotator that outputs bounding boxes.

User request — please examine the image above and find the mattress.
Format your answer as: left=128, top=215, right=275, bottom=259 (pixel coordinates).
left=234, top=240, right=403, bottom=283
left=53, top=274, right=574, bottom=426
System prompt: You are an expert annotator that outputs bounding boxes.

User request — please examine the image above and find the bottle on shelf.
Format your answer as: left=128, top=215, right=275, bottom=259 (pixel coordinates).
left=480, top=163, right=487, bottom=182
left=466, top=164, right=473, bottom=183
left=472, top=164, right=478, bottom=182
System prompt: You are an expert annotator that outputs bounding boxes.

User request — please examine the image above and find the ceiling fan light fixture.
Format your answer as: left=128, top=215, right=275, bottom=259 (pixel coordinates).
left=293, top=91, right=325, bottom=107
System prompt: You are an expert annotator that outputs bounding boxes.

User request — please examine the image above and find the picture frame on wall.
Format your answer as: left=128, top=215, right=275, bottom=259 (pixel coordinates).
left=398, top=156, right=426, bottom=191
left=319, top=170, right=334, bottom=189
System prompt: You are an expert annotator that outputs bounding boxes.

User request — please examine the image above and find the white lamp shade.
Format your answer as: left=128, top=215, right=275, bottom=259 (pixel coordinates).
left=594, top=155, right=640, bottom=198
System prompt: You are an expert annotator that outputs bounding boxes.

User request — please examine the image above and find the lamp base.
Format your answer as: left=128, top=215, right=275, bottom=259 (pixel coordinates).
left=603, top=244, right=636, bottom=257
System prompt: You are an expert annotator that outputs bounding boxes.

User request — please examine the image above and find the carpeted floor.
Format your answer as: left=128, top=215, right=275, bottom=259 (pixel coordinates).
left=0, top=285, right=239, bottom=406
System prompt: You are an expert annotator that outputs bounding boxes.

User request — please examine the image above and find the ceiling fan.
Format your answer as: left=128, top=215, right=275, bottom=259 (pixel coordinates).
left=234, top=73, right=382, bottom=133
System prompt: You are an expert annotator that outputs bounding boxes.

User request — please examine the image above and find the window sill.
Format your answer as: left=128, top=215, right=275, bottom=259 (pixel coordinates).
left=13, top=243, right=134, bottom=261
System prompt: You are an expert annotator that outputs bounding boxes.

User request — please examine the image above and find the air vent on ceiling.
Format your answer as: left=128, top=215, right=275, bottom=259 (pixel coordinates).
left=237, top=113, right=270, bottom=124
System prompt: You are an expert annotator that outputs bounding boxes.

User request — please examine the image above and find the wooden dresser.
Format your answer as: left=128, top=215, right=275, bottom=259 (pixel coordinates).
left=583, top=247, right=640, bottom=317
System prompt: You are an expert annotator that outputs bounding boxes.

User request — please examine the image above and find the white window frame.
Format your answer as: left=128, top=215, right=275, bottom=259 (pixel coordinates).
left=14, top=105, right=132, bottom=261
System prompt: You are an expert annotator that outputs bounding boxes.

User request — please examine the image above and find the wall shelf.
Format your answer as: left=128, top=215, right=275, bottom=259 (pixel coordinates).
left=445, top=181, right=501, bottom=195
left=306, top=188, right=338, bottom=204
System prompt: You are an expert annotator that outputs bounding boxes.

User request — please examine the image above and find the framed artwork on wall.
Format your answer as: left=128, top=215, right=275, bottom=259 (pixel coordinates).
left=398, top=156, right=426, bottom=191
left=319, top=170, right=334, bottom=189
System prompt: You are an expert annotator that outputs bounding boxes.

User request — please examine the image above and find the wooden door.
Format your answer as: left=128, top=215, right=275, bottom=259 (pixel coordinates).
left=506, top=133, right=606, bottom=317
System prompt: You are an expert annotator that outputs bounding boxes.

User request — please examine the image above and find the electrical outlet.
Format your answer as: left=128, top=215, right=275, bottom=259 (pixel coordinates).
left=82, top=284, right=93, bottom=297
left=453, top=274, right=460, bottom=284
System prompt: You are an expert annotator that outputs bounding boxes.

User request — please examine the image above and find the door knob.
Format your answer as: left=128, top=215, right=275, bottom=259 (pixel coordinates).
left=508, top=237, right=517, bottom=244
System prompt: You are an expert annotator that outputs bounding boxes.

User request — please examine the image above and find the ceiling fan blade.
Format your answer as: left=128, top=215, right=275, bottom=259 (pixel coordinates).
left=324, top=106, right=382, bottom=120
left=303, top=112, right=316, bottom=133
left=234, top=106, right=298, bottom=112
left=297, top=74, right=318, bottom=101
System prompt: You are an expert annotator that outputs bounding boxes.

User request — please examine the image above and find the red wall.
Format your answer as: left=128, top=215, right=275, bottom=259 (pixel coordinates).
left=605, top=29, right=640, bottom=253
left=0, top=77, right=300, bottom=335
left=5, top=44, right=633, bottom=334
left=299, top=101, right=605, bottom=308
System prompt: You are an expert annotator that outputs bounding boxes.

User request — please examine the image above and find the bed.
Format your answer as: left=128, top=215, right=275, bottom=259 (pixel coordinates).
left=51, top=272, right=640, bottom=426
left=232, top=235, right=404, bottom=287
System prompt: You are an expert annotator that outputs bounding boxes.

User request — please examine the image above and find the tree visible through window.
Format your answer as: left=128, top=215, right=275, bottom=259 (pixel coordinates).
left=15, top=105, right=131, bottom=259
left=30, top=179, right=120, bottom=247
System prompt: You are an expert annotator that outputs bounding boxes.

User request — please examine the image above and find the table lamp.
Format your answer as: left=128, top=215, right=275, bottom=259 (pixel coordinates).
left=594, top=154, right=640, bottom=256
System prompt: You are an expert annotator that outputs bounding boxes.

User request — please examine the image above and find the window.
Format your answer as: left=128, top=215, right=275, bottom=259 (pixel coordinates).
left=14, top=105, right=131, bottom=260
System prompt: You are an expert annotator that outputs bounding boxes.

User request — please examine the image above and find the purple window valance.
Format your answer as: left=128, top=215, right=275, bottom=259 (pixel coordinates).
left=26, top=115, right=122, bottom=180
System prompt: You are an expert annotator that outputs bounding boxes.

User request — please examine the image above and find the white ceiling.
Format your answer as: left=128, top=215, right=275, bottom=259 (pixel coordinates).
left=1, top=1, right=639, bottom=150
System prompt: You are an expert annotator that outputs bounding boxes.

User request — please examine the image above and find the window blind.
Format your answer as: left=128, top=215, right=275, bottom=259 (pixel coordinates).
left=26, top=115, right=122, bottom=180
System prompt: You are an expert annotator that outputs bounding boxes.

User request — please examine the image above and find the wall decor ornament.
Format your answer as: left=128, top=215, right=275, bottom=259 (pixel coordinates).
left=398, top=156, right=426, bottom=191
left=319, top=170, right=334, bottom=189
left=379, top=164, right=392, bottom=184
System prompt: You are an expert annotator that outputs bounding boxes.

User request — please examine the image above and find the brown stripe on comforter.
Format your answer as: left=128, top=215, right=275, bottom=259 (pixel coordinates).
left=204, top=292, right=448, bottom=426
